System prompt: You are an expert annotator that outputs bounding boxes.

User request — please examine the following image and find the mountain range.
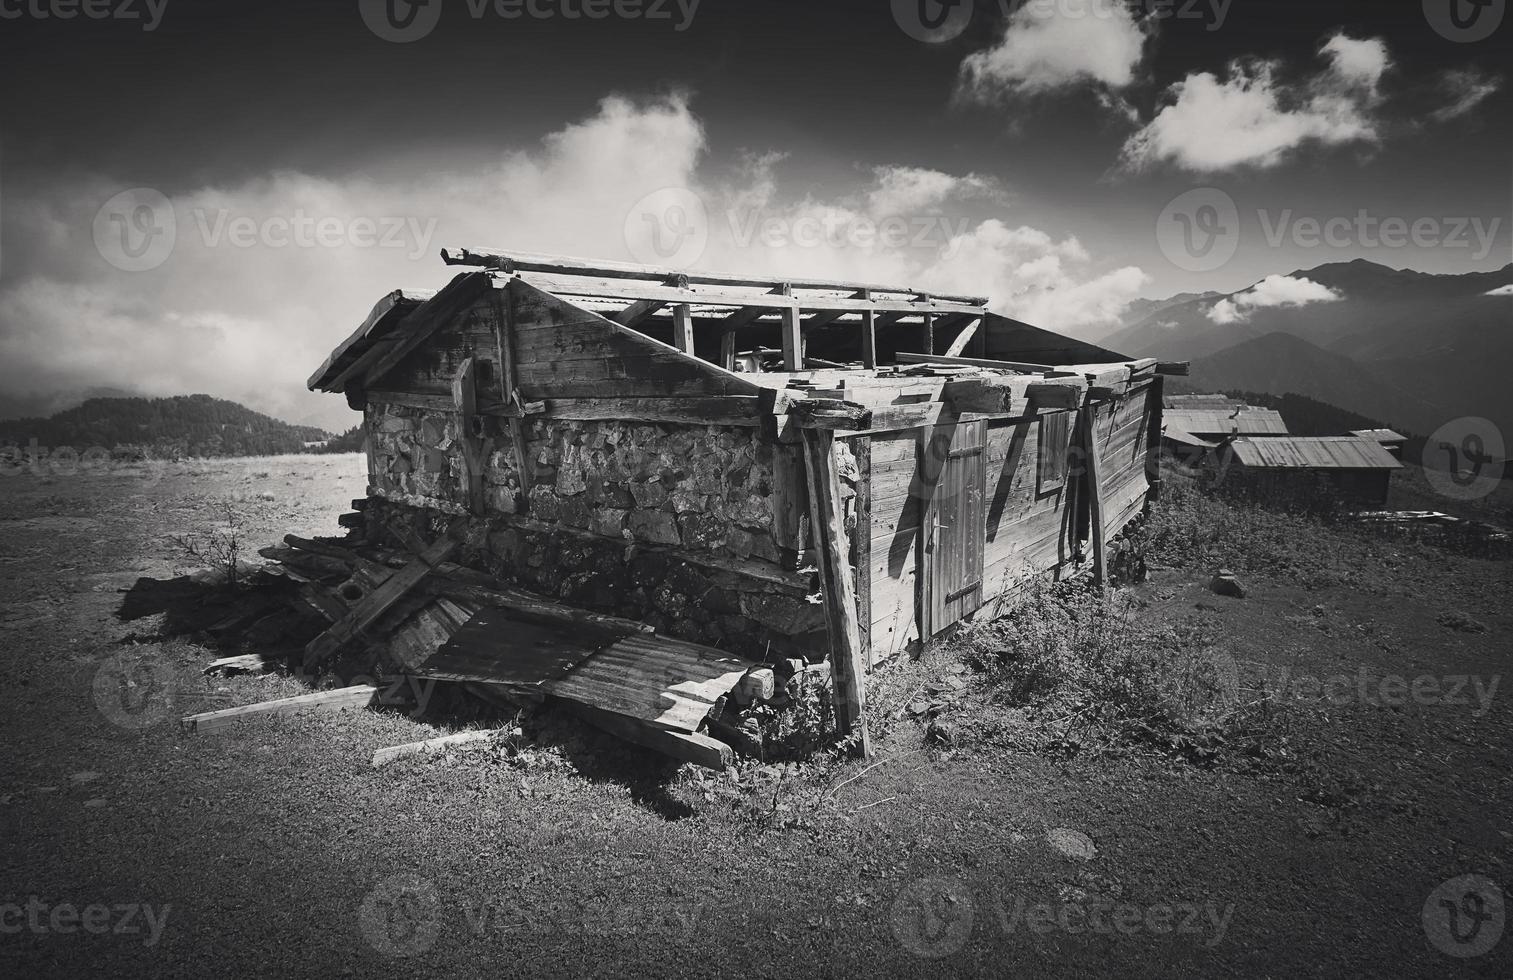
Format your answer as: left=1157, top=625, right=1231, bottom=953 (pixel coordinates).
left=1103, top=260, right=1513, bottom=437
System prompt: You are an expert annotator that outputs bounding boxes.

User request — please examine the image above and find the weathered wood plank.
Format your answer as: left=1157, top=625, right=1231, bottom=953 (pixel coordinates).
left=181, top=684, right=377, bottom=733
left=801, top=428, right=872, bottom=756
left=559, top=701, right=732, bottom=771
left=371, top=729, right=498, bottom=768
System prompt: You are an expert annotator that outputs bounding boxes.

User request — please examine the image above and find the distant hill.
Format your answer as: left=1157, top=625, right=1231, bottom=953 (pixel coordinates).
left=1109, top=260, right=1513, bottom=435
left=1183, top=332, right=1444, bottom=436
left=0, top=394, right=333, bottom=458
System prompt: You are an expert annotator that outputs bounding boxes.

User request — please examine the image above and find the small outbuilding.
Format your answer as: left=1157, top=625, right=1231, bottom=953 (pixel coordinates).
left=269, top=247, right=1179, bottom=764
left=1215, top=435, right=1402, bottom=508
left=1350, top=428, right=1408, bottom=459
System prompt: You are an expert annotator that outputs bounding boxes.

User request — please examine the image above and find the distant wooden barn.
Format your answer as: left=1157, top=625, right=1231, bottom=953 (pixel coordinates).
left=1350, top=428, right=1408, bottom=459
left=269, top=248, right=1179, bottom=764
left=1215, top=435, right=1402, bottom=507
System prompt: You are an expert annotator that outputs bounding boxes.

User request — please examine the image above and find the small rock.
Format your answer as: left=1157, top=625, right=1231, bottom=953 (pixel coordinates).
left=1437, top=611, right=1488, bottom=634
left=1046, top=828, right=1097, bottom=861
left=84, top=798, right=108, bottom=809
left=1209, top=570, right=1246, bottom=599
left=70, top=772, right=101, bottom=785
left=925, top=720, right=954, bottom=745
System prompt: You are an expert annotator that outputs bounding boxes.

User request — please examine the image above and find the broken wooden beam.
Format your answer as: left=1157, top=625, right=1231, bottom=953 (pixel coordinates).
left=181, top=684, right=377, bottom=733
left=203, top=653, right=276, bottom=676
left=1155, top=361, right=1190, bottom=376
left=560, top=701, right=732, bottom=771
left=302, top=529, right=460, bottom=669
left=371, top=729, right=499, bottom=768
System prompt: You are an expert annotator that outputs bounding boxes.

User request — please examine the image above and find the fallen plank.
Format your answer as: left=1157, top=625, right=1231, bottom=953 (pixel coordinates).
left=371, top=729, right=498, bottom=768
left=302, top=530, right=460, bottom=669
left=203, top=653, right=276, bottom=676
left=560, top=700, right=732, bottom=771
left=181, top=684, right=377, bottom=733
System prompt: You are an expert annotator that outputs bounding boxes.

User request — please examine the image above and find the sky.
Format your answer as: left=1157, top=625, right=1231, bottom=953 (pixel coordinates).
left=0, top=0, right=1509, bottom=430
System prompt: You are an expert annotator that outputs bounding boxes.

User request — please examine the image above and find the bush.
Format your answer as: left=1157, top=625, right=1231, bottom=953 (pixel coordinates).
left=952, top=579, right=1286, bottom=764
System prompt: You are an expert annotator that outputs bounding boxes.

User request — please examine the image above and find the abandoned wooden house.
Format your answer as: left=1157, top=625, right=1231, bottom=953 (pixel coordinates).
left=1213, top=435, right=1402, bottom=508
left=254, top=247, right=1180, bottom=766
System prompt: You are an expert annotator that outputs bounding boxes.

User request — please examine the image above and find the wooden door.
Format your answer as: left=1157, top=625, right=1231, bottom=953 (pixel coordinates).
left=922, top=421, right=986, bottom=637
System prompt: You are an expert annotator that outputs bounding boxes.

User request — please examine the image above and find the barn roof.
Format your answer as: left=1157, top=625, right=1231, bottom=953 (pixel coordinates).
left=1162, top=425, right=1217, bottom=449
left=1163, top=393, right=1247, bottom=409
left=1350, top=428, right=1408, bottom=443
left=1165, top=408, right=1289, bottom=436
left=308, top=248, right=1165, bottom=395
left=1228, top=436, right=1403, bottom=470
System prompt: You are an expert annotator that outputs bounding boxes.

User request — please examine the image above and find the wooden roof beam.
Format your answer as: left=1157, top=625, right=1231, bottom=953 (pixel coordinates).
left=443, top=245, right=989, bottom=306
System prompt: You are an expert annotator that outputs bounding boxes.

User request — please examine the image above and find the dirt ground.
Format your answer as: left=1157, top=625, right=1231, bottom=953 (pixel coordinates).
left=1, top=454, right=1508, bottom=978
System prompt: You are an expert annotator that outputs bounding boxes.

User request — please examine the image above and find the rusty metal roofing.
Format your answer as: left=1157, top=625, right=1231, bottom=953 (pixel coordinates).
left=1165, top=408, right=1289, bottom=436
left=1350, top=428, right=1408, bottom=443
left=1229, top=436, right=1403, bottom=470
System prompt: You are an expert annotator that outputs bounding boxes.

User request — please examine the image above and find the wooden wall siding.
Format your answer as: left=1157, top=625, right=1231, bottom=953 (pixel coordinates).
left=923, top=421, right=986, bottom=637
left=867, top=430, right=922, bottom=661
left=506, top=278, right=763, bottom=400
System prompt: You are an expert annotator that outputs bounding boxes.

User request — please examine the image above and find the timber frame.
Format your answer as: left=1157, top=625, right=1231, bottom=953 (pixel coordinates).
left=298, top=248, right=1181, bottom=762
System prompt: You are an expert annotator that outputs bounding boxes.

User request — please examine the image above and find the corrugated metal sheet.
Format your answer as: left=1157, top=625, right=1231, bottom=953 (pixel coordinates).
left=1165, top=408, right=1289, bottom=436
left=1229, top=436, right=1403, bottom=470
left=1350, top=428, right=1407, bottom=443
left=1161, top=425, right=1217, bottom=449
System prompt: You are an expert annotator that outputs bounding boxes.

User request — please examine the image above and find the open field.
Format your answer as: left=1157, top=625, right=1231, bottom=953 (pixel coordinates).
left=1, top=454, right=1509, bottom=978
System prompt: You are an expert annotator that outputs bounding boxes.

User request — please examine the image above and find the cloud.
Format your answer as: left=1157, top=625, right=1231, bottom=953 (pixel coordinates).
left=1432, top=69, right=1503, bottom=122
left=1487, top=284, right=1513, bottom=297
left=957, top=0, right=1151, bottom=102
left=865, top=167, right=1003, bottom=217
left=1120, top=33, right=1388, bottom=173
left=0, top=95, right=1148, bottom=430
left=1208, top=274, right=1342, bottom=324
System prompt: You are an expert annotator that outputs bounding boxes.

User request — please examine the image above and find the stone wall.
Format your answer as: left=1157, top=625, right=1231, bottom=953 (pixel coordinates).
left=362, top=401, right=827, bottom=660
left=365, top=402, right=787, bottom=565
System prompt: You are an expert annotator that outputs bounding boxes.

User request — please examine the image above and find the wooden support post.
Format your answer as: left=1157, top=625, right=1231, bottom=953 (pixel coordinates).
left=499, top=291, right=533, bottom=510
left=1078, top=399, right=1107, bottom=589
left=1145, top=374, right=1165, bottom=506
left=800, top=426, right=872, bottom=757
left=672, top=303, right=694, bottom=355
left=452, top=357, right=488, bottom=516
left=779, top=284, right=802, bottom=371
left=852, top=435, right=872, bottom=664
left=860, top=289, right=878, bottom=369
left=611, top=298, right=666, bottom=327
left=921, top=300, right=935, bottom=356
